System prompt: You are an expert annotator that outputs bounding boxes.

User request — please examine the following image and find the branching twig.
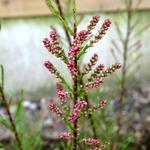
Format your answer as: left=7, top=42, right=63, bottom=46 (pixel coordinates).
left=0, top=66, right=23, bottom=150
left=112, top=1, right=132, bottom=149
left=55, top=0, right=72, bottom=46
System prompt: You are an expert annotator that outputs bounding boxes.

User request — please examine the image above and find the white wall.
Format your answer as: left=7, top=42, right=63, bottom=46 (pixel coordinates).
left=0, top=12, right=149, bottom=97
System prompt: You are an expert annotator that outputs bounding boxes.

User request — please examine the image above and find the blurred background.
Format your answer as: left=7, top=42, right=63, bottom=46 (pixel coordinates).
left=0, top=0, right=150, bottom=149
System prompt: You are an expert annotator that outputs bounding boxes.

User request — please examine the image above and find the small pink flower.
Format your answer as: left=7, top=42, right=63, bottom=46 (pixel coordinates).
left=92, top=15, right=100, bottom=23
left=101, top=99, right=108, bottom=105
left=44, top=61, right=53, bottom=69
left=103, top=19, right=111, bottom=28
left=56, top=82, right=68, bottom=101
left=57, top=90, right=68, bottom=101
left=98, top=64, right=105, bottom=70
left=68, top=101, right=88, bottom=122
left=70, top=45, right=80, bottom=55
left=43, top=38, right=51, bottom=48
left=67, top=59, right=77, bottom=78
left=77, top=30, right=88, bottom=42
left=59, top=132, right=71, bottom=140
left=95, top=77, right=103, bottom=85
left=50, top=31, right=57, bottom=41
left=49, top=102, right=56, bottom=112
left=68, top=111, right=79, bottom=122
left=74, top=101, right=88, bottom=111
left=85, top=77, right=104, bottom=89
left=116, top=63, right=122, bottom=69
left=82, top=138, right=100, bottom=147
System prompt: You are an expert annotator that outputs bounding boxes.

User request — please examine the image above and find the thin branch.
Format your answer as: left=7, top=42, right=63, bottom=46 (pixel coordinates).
left=113, top=0, right=132, bottom=149
left=0, top=87, right=23, bottom=150
left=55, top=0, right=72, bottom=46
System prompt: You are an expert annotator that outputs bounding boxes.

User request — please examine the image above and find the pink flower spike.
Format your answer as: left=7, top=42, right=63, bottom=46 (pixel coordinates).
left=59, top=132, right=71, bottom=140
left=116, top=63, right=122, bottom=69
left=49, top=102, right=56, bottom=112
left=92, top=15, right=100, bottom=23
left=82, top=138, right=100, bottom=147
left=80, top=101, right=88, bottom=109
left=68, top=111, right=79, bottom=122
left=70, top=45, right=80, bottom=55
left=50, top=31, right=57, bottom=40
left=98, top=64, right=105, bottom=70
left=57, top=90, right=68, bottom=101
left=67, top=59, right=78, bottom=78
left=44, top=61, right=53, bottom=69
left=101, top=99, right=108, bottom=105
left=74, top=101, right=88, bottom=111
left=43, top=38, right=51, bottom=48
left=95, top=77, right=103, bottom=85
left=103, top=19, right=112, bottom=28
left=77, top=30, right=88, bottom=41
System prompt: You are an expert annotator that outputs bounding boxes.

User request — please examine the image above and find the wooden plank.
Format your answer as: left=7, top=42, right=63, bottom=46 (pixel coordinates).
left=0, top=0, right=149, bottom=18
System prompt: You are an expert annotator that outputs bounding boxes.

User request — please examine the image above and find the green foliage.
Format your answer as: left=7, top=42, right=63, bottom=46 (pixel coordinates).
left=0, top=92, right=42, bottom=150
left=14, top=93, right=42, bottom=150
left=0, top=66, right=42, bottom=150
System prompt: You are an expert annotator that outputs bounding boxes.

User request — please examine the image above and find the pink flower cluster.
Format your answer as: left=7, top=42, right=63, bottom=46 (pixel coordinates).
left=103, top=19, right=111, bottom=28
left=74, top=101, right=88, bottom=110
left=90, top=64, right=105, bottom=80
left=43, top=31, right=65, bottom=61
left=68, top=101, right=88, bottom=122
left=48, top=101, right=62, bottom=117
left=99, top=63, right=122, bottom=78
left=85, top=77, right=103, bottom=89
left=115, top=63, right=122, bottom=69
left=59, top=132, right=71, bottom=140
left=91, top=18, right=112, bottom=44
left=68, top=111, right=78, bottom=122
left=87, top=15, right=100, bottom=33
left=92, top=15, right=100, bottom=23
left=95, top=64, right=105, bottom=72
left=44, top=60, right=60, bottom=78
left=57, top=90, right=68, bottom=101
left=56, top=82, right=69, bottom=101
left=43, top=38, right=51, bottom=48
left=49, top=102, right=56, bottom=112
left=76, top=30, right=88, bottom=44
left=44, top=60, right=53, bottom=69
left=82, top=138, right=100, bottom=147
left=67, top=45, right=80, bottom=78
left=92, top=99, right=108, bottom=111
left=67, top=30, right=89, bottom=78
left=69, top=45, right=80, bottom=56
left=84, top=53, right=99, bottom=74
left=50, top=31, right=57, bottom=41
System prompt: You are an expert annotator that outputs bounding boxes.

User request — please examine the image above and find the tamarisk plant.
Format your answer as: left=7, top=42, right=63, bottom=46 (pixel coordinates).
left=43, top=0, right=121, bottom=149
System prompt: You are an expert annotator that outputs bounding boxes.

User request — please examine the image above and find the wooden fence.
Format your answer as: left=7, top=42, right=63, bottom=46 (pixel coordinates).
left=0, top=0, right=150, bottom=18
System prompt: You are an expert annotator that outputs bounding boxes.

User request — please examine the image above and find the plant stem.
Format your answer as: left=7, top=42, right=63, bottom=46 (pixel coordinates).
left=73, top=1, right=78, bottom=150
left=0, top=87, right=23, bottom=150
left=55, top=0, right=72, bottom=46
